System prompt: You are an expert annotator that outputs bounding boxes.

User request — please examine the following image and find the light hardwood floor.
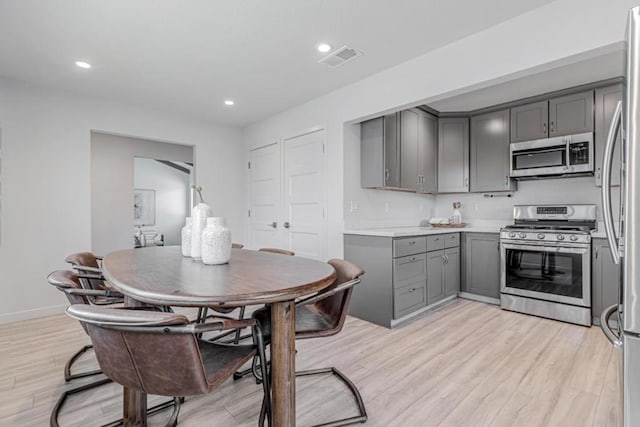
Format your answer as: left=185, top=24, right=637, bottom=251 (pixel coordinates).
left=0, top=299, right=621, bottom=426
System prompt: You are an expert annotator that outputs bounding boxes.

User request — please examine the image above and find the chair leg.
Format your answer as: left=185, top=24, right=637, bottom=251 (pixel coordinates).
left=64, top=345, right=102, bottom=382
left=296, top=367, right=368, bottom=427
left=50, top=377, right=183, bottom=427
left=254, top=324, right=271, bottom=427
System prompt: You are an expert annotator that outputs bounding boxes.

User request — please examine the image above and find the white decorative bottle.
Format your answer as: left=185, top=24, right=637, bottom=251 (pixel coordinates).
left=181, top=217, right=192, bottom=257
left=201, top=217, right=232, bottom=265
left=190, top=203, right=212, bottom=260
left=451, top=201, right=462, bottom=225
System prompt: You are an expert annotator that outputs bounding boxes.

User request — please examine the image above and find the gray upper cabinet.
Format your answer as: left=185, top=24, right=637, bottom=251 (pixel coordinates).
left=462, top=233, right=500, bottom=300
left=418, top=112, right=438, bottom=193
left=470, top=109, right=513, bottom=192
left=400, top=109, right=437, bottom=193
left=438, top=117, right=469, bottom=193
left=400, top=109, right=420, bottom=191
left=548, top=90, right=594, bottom=137
left=361, top=113, right=400, bottom=189
left=510, top=100, right=548, bottom=143
left=595, top=84, right=622, bottom=187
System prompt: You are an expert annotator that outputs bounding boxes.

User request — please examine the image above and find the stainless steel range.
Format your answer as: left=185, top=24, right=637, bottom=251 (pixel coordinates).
left=500, top=204, right=596, bottom=326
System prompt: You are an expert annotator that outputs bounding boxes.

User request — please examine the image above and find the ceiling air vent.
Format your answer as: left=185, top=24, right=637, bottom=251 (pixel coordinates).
left=318, top=46, right=363, bottom=68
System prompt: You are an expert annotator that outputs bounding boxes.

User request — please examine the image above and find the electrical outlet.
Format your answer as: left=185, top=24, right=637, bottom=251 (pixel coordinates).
left=350, top=200, right=359, bottom=213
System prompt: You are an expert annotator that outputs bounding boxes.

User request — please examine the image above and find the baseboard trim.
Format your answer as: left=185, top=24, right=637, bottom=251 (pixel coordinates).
left=390, top=295, right=457, bottom=328
left=0, top=304, right=68, bottom=325
left=459, top=292, right=500, bottom=305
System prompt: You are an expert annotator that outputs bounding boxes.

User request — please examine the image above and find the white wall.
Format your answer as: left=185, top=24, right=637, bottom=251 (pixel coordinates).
left=0, top=78, right=244, bottom=323
left=244, top=0, right=636, bottom=257
left=134, top=158, right=191, bottom=246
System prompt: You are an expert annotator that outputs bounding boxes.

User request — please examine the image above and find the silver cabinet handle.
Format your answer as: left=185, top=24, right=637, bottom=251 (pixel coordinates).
left=600, top=304, right=622, bottom=348
left=595, top=246, right=599, bottom=259
left=543, top=122, right=547, bottom=134
left=409, top=287, right=417, bottom=293
left=464, top=177, right=468, bottom=188
left=410, top=257, right=416, bottom=262
left=283, top=222, right=291, bottom=229
left=269, top=222, right=277, bottom=228
left=385, top=169, right=390, bottom=182
left=505, top=175, right=509, bottom=185
left=550, top=121, right=555, bottom=133
left=602, top=100, right=622, bottom=265
left=408, top=241, right=416, bottom=245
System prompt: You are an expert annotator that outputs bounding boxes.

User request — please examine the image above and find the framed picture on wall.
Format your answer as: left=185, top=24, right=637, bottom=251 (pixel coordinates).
left=133, top=189, right=155, bottom=226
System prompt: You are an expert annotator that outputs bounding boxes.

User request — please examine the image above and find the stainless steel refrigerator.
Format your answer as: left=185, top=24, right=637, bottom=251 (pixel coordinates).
left=601, top=6, right=640, bottom=426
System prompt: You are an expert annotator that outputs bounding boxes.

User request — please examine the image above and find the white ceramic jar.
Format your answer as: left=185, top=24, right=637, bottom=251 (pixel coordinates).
left=201, top=217, right=231, bottom=265
left=181, top=217, right=192, bottom=257
left=190, top=203, right=212, bottom=260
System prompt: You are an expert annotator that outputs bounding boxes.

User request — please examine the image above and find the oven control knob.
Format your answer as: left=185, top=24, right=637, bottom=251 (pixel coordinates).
left=508, top=232, right=516, bottom=238
left=570, top=235, right=579, bottom=241
left=537, top=233, right=545, bottom=239
left=557, top=234, right=565, bottom=240
left=519, top=232, right=526, bottom=238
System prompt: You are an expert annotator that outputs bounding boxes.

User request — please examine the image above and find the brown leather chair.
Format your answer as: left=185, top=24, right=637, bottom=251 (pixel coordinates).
left=65, top=252, right=124, bottom=304
left=66, top=304, right=271, bottom=426
left=253, top=258, right=367, bottom=426
left=258, top=247, right=295, bottom=256
left=48, top=270, right=179, bottom=427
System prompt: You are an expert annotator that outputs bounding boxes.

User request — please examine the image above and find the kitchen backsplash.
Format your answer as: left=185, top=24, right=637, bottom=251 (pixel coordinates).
left=345, top=176, right=619, bottom=229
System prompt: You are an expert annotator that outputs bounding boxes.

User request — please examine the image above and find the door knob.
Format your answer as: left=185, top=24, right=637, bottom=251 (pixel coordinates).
left=283, top=222, right=291, bottom=229
left=269, top=222, right=277, bottom=228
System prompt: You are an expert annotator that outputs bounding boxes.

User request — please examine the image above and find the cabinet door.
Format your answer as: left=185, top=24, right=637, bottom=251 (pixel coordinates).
left=360, top=114, right=400, bottom=188
left=592, top=239, right=620, bottom=321
left=427, top=250, right=445, bottom=305
left=510, top=101, right=548, bottom=142
left=400, top=109, right=420, bottom=191
left=444, top=247, right=460, bottom=297
left=438, top=117, right=469, bottom=193
left=549, top=90, right=594, bottom=137
left=418, top=111, right=438, bottom=193
left=384, top=113, right=401, bottom=188
left=462, top=233, right=500, bottom=299
left=470, top=109, right=512, bottom=192
left=595, top=85, right=622, bottom=187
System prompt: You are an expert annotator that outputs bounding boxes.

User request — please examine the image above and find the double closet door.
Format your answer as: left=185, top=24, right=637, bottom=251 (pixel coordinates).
left=248, top=128, right=327, bottom=260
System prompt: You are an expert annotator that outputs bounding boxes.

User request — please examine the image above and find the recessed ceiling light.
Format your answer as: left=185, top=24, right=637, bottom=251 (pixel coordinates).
left=75, top=61, right=91, bottom=69
left=317, top=43, right=332, bottom=53
left=224, top=99, right=235, bottom=106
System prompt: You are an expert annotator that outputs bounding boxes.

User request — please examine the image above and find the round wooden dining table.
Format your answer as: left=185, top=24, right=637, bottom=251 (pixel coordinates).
left=101, top=246, right=337, bottom=427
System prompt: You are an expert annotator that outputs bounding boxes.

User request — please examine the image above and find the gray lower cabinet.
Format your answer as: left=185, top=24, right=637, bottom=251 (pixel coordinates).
left=344, top=233, right=460, bottom=328
left=461, top=233, right=501, bottom=300
left=592, top=238, right=620, bottom=324
left=470, top=109, right=514, bottom=192
left=595, top=84, right=622, bottom=187
left=438, top=117, right=469, bottom=193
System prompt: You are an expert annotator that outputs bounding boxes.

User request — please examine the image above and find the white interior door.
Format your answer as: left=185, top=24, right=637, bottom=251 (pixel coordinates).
left=283, top=129, right=327, bottom=260
left=249, top=143, right=282, bottom=249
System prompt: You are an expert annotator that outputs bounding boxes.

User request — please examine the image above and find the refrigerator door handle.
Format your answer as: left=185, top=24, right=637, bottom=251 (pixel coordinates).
left=601, top=100, right=622, bottom=265
left=600, top=304, right=623, bottom=348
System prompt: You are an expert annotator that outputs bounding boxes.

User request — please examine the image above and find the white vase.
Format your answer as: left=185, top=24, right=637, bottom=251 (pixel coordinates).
left=201, top=217, right=231, bottom=265
left=181, top=217, right=192, bottom=257
left=190, top=203, right=212, bottom=260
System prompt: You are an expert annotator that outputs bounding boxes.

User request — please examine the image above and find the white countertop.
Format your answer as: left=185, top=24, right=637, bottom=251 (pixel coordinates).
left=344, top=222, right=505, bottom=237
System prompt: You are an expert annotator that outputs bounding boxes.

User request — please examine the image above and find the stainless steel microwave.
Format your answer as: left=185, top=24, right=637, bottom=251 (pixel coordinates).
left=509, top=132, right=594, bottom=179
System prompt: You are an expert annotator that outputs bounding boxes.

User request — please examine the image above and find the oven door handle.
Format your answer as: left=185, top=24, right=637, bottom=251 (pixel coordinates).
left=501, top=242, right=589, bottom=254
left=600, top=304, right=623, bottom=348
left=601, top=100, right=622, bottom=265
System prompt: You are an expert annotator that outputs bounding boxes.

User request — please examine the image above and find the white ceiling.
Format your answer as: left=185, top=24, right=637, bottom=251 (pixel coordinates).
left=0, top=0, right=557, bottom=127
